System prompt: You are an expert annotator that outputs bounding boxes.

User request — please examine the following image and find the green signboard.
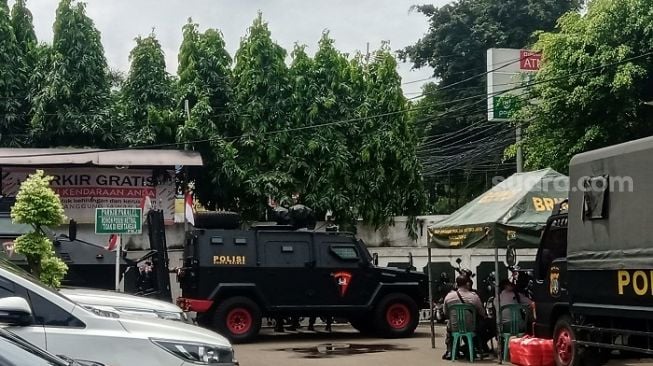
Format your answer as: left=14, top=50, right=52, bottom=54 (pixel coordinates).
left=95, top=208, right=142, bottom=235
left=493, top=95, right=522, bottom=120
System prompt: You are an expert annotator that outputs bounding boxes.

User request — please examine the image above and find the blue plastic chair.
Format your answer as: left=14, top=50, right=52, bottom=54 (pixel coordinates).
left=500, top=304, right=529, bottom=361
left=448, top=303, right=477, bottom=362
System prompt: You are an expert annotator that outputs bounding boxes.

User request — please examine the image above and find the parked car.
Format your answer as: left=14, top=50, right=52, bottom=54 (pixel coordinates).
left=0, top=323, right=105, bottom=366
left=60, top=287, right=189, bottom=322
left=0, top=256, right=237, bottom=366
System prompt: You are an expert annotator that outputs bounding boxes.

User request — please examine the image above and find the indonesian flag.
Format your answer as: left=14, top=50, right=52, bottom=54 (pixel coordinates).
left=140, top=195, right=153, bottom=222
left=185, top=192, right=195, bottom=226
left=106, top=234, right=121, bottom=252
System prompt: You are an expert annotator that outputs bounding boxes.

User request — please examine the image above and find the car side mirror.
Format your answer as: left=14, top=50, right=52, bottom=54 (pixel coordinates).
left=506, top=246, right=517, bottom=267
left=68, top=219, right=77, bottom=241
left=0, top=297, right=33, bottom=326
left=372, top=253, right=379, bottom=266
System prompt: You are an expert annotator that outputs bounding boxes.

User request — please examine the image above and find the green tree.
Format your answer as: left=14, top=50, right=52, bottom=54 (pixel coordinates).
left=401, top=0, right=581, bottom=213
left=0, top=1, right=25, bottom=146
left=31, top=0, right=111, bottom=147
left=231, top=13, right=292, bottom=219
left=11, top=170, right=68, bottom=287
left=11, top=0, right=37, bottom=55
left=9, top=0, right=38, bottom=145
left=176, top=20, right=241, bottom=210
left=354, top=45, right=425, bottom=233
left=121, top=34, right=176, bottom=145
left=520, top=0, right=653, bottom=171
left=287, top=34, right=359, bottom=224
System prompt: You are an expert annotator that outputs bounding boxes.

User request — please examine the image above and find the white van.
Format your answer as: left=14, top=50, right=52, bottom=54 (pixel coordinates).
left=0, top=257, right=237, bottom=366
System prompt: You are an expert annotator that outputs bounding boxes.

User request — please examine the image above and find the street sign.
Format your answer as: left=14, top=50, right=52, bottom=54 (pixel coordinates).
left=95, top=208, right=142, bottom=235
left=487, top=48, right=541, bottom=121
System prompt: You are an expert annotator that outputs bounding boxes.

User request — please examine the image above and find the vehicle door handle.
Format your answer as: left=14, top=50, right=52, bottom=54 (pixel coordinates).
left=536, top=280, right=544, bottom=285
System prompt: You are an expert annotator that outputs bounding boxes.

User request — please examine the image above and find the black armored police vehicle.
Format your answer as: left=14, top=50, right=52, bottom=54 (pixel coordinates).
left=533, top=136, right=653, bottom=366
left=176, top=209, right=429, bottom=343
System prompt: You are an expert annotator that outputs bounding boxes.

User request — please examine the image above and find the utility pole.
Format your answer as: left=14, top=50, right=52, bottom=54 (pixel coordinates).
left=183, top=100, right=190, bottom=234
left=184, top=100, right=191, bottom=149
left=516, top=124, right=523, bottom=173
left=365, top=42, right=370, bottom=65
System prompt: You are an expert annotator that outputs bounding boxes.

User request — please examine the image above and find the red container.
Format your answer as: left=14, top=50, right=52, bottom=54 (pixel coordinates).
left=509, top=336, right=554, bottom=366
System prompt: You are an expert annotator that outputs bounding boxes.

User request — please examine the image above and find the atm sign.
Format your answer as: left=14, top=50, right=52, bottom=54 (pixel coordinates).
left=520, top=50, right=541, bottom=71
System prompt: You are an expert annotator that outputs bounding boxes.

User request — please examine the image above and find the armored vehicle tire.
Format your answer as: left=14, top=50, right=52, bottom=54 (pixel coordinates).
left=373, top=293, right=419, bottom=338
left=553, top=315, right=580, bottom=366
left=194, top=211, right=241, bottom=229
left=213, top=296, right=262, bottom=343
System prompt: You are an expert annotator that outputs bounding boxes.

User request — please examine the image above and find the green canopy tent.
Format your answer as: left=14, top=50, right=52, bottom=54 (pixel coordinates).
left=428, top=168, right=569, bottom=249
left=425, top=169, right=569, bottom=360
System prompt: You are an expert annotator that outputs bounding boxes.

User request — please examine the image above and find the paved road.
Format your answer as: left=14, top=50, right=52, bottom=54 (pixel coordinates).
left=233, top=325, right=653, bottom=366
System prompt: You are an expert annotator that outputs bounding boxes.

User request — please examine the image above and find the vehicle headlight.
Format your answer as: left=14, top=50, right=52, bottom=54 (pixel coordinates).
left=154, top=311, right=185, bottom=322
left=110, top=307, right=185, bottom=322
left=151, top=339, right=234, bottom=364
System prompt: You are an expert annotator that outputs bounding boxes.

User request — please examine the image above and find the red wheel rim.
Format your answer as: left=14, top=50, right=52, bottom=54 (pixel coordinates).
left=555, top=329, right=573, bottom=366
left=226, top=308, right=252, bottom=335
left=386, top=303, right=411, bottom=330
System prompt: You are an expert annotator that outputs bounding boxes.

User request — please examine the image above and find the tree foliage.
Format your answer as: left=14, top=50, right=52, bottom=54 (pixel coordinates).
left=0, top=5, right=428, bottom=232
left=120, top=34, right=176, bottom=145
left=401, top=0, right=581, bottom=213
left=0, top=1, right=25, bottom=146
left=520, top=0, right=653, bottom=171
left=11, top=170, right=67, bottom=287
left=31, top=0, right=111, bottom=147
left=176, top=19, right=240, bottom=211
left=356, top=45, right=424, bottom=230
left=288, top=33, right=358, bottom=224
left=230, top=13, right=293, bottom=218
left=9, top=0, right=38, bottom=146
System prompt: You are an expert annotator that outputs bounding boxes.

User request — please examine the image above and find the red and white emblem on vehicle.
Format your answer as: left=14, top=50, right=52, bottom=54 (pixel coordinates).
left=332, top=271, right=352, bottom=297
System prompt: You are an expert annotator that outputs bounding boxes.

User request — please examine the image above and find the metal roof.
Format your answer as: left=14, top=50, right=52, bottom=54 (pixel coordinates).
left=0, top=148, right=203, bottom=167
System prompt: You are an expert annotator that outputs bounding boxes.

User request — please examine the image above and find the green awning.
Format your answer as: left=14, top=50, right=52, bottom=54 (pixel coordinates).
left=428, top=168, right=568, bottom=249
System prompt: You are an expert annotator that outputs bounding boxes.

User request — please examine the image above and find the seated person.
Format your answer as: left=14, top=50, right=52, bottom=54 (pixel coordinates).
left=496, top=279, right=533, bottom=333
left=442, top=275, right=493, bottom=359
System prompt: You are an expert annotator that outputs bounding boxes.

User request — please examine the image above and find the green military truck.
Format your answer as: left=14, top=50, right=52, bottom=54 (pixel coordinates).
left=176, top=213, right=429, bottom=343
left=533, top=136, right=653, bottom=365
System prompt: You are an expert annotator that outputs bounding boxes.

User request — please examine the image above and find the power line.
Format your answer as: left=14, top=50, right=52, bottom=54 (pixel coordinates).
left=407, top=54, right=536, bottom=100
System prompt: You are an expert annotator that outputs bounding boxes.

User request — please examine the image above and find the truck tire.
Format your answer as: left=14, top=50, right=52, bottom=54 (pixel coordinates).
left=194, top=211, right=241, bottom=229
left=553, top=315, right=581, bottom=366
left=373, top=293, right=419, bottom=338
left=212, top=296, right=262, bottom=343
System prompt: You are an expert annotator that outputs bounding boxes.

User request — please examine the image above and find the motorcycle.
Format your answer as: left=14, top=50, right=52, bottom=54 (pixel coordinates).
left=432, top=272, right=453, bottom=324
left=454, top=258, right=475, bottom=281
left=508, top=265, right=534, bottom=300
left=483, top=271, right=497, bottom=319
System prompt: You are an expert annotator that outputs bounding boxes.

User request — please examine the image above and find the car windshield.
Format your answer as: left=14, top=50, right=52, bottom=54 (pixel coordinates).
left=0, top=329, right=67, bottom=366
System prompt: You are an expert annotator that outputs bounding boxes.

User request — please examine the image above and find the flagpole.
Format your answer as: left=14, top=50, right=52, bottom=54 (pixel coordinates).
left=115, top=234, right=121, bottom=292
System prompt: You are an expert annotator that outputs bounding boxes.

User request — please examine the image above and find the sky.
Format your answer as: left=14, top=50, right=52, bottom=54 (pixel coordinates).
left=12, top=0, right=452, bottom=96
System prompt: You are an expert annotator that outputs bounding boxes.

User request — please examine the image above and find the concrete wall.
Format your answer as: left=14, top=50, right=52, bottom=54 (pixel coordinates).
left=354, top=215, right=448, bottom=248
left=73, top=214, right=448, bottom=251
